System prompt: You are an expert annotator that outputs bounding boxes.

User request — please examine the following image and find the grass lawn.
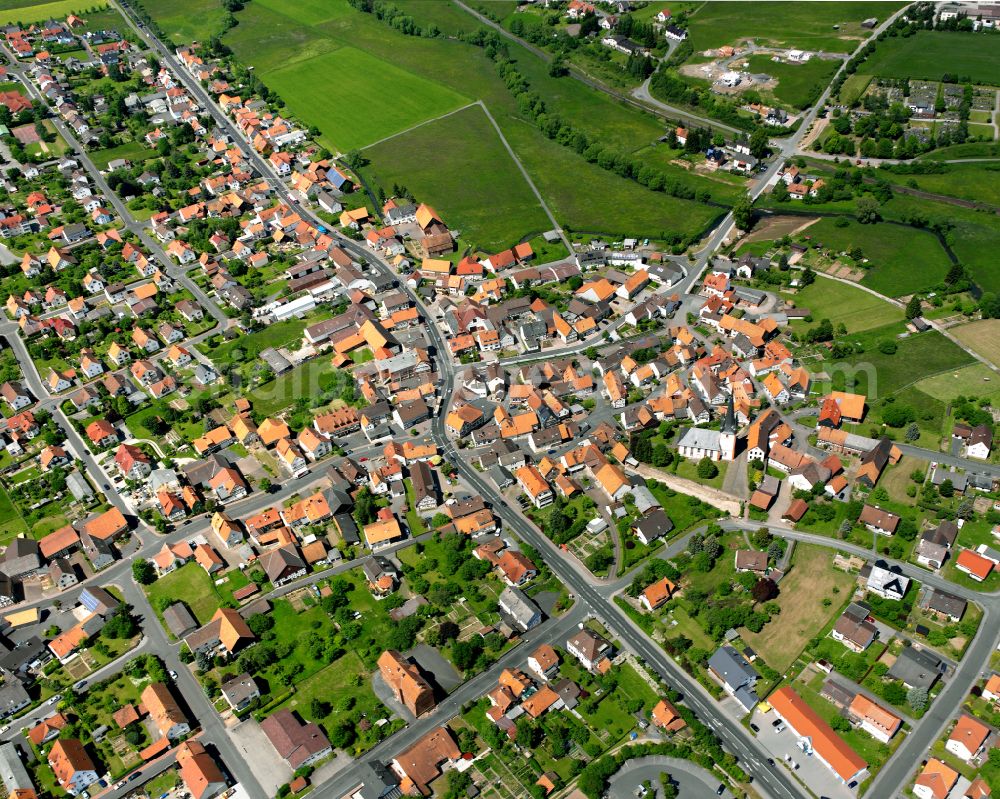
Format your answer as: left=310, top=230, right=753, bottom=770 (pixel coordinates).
left=134, top=0, right=229, bottom=44
left=880, top=162, right=1000, bottom=207
left=914, top=362, right=1000, bottom=404
left=860, top=30, right=1000, bottom=83
left=264, top=46, right=469, bottom=152
left=879, top=459, right=927, bottom=505
left=684, top=1, right=905, bottom=53
left=251, top=0, right=352, bottom=25
left=782, top=275, right=903, bottom=334
left=921, top=141, right=1000, bottom=161
left=740, top=545, right=856, bottom=672
left=145, top=563, right=222, bottom=628
left=199, top=316, right=311, bottom=362
left=274, top=648, right=391, bottom=753
left=797, top=217, right=952, bottom=297
left=363, top=104, right=552, bottom=252
left=747, top=54, right=841, bottom=111
left=89, top=141, right=158, bottom=170
left=948, top=319, right=1000, bottom=370
left=0, top=0, right=103, bottom=24
left=248, top=359, right=350, bottom=417
left=672, top=458, right=728, bottom=490
left=879, top=193, right=1000, bottom=295
left=810, top=325, right=974, bottom=411
left=839, top=73, right=873, bottom=104
left=224, top=0, right=728, bottom=246
left=0, top=484, right=28, bottom=546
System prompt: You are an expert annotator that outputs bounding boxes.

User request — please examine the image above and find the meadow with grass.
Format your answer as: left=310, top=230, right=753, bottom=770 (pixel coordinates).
left=800, top=217, right=952, bottom=297
left=858, top=30, right=1000, bottom=83
left=214, top=0, right=733, bottom=244
left=782, top=275, right=904, bottom=334
left=364, top=104, right=550, bottom=251
left=0, top=0, right=103, bottom=25
left=265, top=46, right=469, bottom=152
left=747, top=54, right=842, bottom=111
left=683, top=1, right=905, bottom=53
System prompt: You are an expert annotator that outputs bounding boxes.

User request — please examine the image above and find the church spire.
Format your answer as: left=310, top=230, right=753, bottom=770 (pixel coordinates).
left=722, top=392, right=736, bottom=434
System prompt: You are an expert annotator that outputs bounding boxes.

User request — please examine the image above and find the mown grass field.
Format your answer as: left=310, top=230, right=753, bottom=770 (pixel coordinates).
left=803, top=217, right=952, bottom=297
left=783, top=275, right=903, bottom=334
left=859, top=30, right=1000, bottom=83
left=217, top=0, right=731, bottom=245
left=0, top=0, right=103, bottom=24
left=747, top=54, right=841, bottom=111
left=827, top=327, right=975, bottom=401
left=90, top=141, right=158, bottom=170
left=683, top=1, right=905, bottom=53
left=914, top=362, right=1000, bottom=404
left=740, top=545, right=855, bottom=672
left=921, top=142, right=1000, bottom=160
left=364, top=104, right=550, bottom=251
left=839, top=73, right=873, bottom=104
left=265, top=46, right=469, bottom=152
left=251, top=0, right=351, bottom=26
left=135, top=0, right=228, bottom=44
left=950, top=320, right=1000, bottom=369
left=881, top=163, right=1000, bottom=207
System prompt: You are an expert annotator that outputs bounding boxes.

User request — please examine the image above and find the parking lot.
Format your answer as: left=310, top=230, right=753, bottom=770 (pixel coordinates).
left=748, top=708, right=857, bottom=799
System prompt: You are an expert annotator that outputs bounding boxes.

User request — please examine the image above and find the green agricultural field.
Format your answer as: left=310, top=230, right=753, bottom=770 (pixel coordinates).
left=501, top=119, right=723, bottom=242
left=782, top=275, right=904, bottom=334
left=264, top=46, right=469, bottom=151
left=0, top=0, right=103, bottom=24
left=684, top=1, right=905, bottom=53
left=921, top=142, right=1000, bottom=160
left=0, top=484, right=28, bottom=546
left=220, top=0, right=732, bottom=245
left=134, top=0, right=229, bottom=44
left=803, top=217, right=951, bottom=297
left=89, top=141, right=158, bottom=170
left=880, top=193, right=1000, bottom=295
left=364, top=104, right=551, bottom=251
left=859, top=30, right=1000, bottom=83
left=839, top=73, right=873, bottom=104
left=914, top=363, right=1000, bottom=405
left=826, top=328, right=975, bottom=400
left=880, top=163, right=1000, bottom=207
left=747, top=54, right=841, bottom=110
left=968, top=122, right=995, bottom=139
left=251, top=0, right=351, bottom=26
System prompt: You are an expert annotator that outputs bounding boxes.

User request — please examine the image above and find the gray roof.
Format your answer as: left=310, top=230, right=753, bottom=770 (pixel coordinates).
left=677, top=426, right=722, bottom=453
left=925, top=588, right=966, bottom=620
left=633, top=509, right=674, bottom=542
left=887, top=646, right=944, bottom=689
left=708, top=646, right=758, bottom=691
left=498, top=586, right=542, bottom=632
left=0, top=741, right=31, bottom=793
left=66, top=471, right=94, bottom=501
left=162, top=602, right=198, bottom=638
left=221, top=673, right=258, bottom=707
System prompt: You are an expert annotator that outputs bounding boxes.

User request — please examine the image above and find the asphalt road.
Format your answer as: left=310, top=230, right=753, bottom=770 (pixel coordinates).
left=19, top=5, right=988, bottom=799
left=607, top=756, right=730, bottom=799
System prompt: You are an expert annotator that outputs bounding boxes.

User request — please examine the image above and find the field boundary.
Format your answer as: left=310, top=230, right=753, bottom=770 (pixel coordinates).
left=475, top=101, right=572, bottom=251
left=360, top=101, right=478, bottom=151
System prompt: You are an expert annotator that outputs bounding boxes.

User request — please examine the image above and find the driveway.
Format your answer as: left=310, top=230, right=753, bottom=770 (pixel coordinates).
left=606, top=755, right=730, bottom=799
left=226, top=719, right=291, bottom=796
